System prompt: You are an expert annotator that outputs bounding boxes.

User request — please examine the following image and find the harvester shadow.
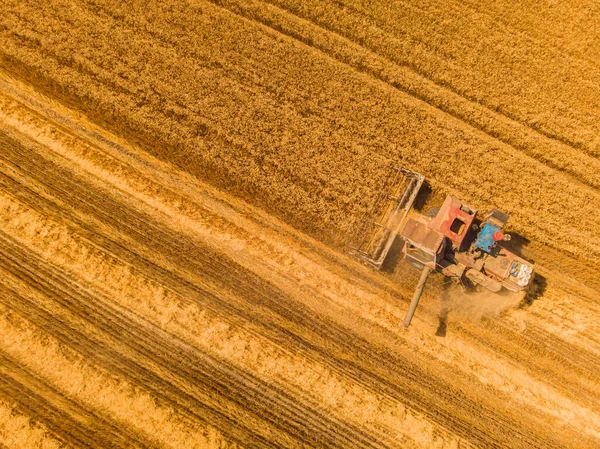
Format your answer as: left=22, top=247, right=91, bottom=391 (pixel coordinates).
left=501, top=232, right=534, bottom=263
left=380, top=236, right=404, bottom=274
left=435, top=281, right=451, bottom=337
left=412, top=180, right=432, bottom=212
left=521, top=273, right=547, bottom=307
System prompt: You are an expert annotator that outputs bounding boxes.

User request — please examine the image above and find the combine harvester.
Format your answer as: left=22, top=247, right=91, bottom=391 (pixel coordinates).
left=350, top=167, right=534, bottom=328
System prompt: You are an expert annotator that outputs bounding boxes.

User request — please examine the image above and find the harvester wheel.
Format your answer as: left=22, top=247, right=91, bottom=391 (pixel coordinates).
left=425, top=207, right=440, bottom=218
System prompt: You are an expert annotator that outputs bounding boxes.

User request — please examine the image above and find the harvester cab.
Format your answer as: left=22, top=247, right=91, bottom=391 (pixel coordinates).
left=350, top=167, right=534, bottom=329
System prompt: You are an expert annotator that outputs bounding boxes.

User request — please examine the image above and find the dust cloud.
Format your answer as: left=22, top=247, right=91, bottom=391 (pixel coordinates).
left=439, top=285, right=524, bottom=322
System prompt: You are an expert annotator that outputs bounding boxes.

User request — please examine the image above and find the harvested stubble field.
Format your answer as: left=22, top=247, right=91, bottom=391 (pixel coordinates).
left=0, top=0, right=599, bottom=448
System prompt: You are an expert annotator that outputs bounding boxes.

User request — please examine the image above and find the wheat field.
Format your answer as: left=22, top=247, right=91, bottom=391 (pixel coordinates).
left=0, top=1, right=599, bottom=448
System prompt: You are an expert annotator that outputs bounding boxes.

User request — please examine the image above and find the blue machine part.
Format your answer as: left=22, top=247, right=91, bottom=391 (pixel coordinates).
left=474, top=222, right=501, bottom=253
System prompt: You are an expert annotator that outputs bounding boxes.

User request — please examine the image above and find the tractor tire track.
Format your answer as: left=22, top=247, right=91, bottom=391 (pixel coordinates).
left=454, top=321, right=600, bottom=408
left=0, top=231, right=389, bottom=449
left=0, top=353, right=151, bottom=449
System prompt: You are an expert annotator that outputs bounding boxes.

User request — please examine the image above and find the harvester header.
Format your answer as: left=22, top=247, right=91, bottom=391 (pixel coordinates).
left=350, top=167, right=424, bottom=268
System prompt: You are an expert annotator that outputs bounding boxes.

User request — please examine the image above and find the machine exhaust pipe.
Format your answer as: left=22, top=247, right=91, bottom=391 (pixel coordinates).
left=402, top=267, right=432, bottom=328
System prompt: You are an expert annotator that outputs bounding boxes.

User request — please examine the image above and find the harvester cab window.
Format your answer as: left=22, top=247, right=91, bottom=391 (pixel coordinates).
left=450, top=218, right=466, bottom=235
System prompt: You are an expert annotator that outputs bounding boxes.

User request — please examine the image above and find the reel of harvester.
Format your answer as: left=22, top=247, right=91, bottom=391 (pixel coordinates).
left=349, top=167, right=424, bottom=269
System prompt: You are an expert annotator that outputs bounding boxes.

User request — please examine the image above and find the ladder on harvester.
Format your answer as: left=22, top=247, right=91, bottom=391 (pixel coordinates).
left=349, top=167, right=424, bottom=269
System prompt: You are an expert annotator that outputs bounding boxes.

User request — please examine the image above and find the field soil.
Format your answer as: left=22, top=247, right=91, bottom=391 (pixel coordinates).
left=1, top=1, right=599, bottom=448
